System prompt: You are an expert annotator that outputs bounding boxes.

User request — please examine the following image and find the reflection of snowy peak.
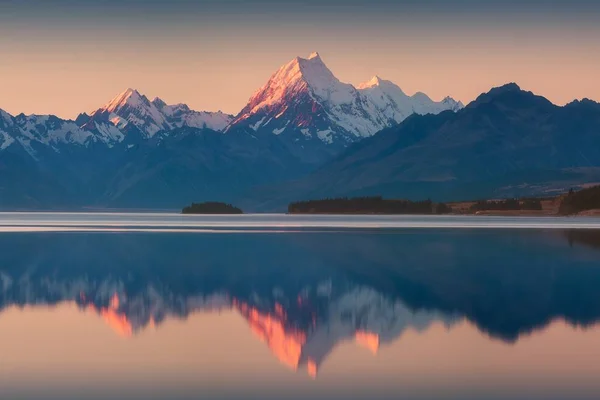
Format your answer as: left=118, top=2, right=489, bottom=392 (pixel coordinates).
left=296, top=286, right=457, bottom=377
left=0, top=272, right=230, bottom=336
left=234, top=281, right=457, bottom=378
left=228, top=52, right=463, bottom=145
left=0, top=272, right=453, bottom=378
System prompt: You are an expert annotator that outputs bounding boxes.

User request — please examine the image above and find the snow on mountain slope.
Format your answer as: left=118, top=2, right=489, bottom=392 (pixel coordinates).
left=357, top=75, right=464, bottom=122
left=90, top=120, right=126, bottom=145
left=0, top=110, right=126, bottom=153
left=0, top=129, right=15, bottom=150
left=0, top=109, right=13, bottom=126
left=90, top=88, right=170, bottom=138
left=13, top=114, right=95, bottom=146
left=229, top=52, right=391, bottom=142
left=88, top=89, right=234, bottom=138
left=0, top=131, right=14, bottom=150
left=0, top=56, right=462, bottom=159
left=228, top=52, right=463, bottom=144
left=152, top=98, right=233, bottom=131
left=0, top=110, right=16, bottom=150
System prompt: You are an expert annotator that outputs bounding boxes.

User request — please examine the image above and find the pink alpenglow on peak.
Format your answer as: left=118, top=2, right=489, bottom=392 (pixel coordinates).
left=101, top=88, right=148, bottom=114
left=307, top=51, right=321, bottom=60
left=357, top=75, right=392, bottom=90
left=227, top=52, right=463, bottom=143
left=228, top=52, right=391, bottom=140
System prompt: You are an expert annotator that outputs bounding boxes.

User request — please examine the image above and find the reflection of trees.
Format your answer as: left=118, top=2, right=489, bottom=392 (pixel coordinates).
left=566, top=229, right=600, bottom=250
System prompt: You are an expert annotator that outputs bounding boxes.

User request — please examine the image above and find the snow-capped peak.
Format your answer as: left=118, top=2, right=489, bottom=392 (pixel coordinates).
left=242, top=52, right=341, bottom=115
left=358, top=75, right=384, bottom=89
left=358, top=77, right=464, bottom=123
left=441, top=96, right=465, bottom=111
left=91, top=89, right=234, bottom=136
left=151, top=97, right=167, bottom=109
left=90, top=88, right=169, bottom=138
left=229, top=52, right=391, bottom=139
left=228, top=52, right=463, bottom=143
left=161, top=102, right=233, bottom=131
left=102, top=88, right=148, bottom=114
left=0, top=109, right=14, bottom=126
left=307, top=51, right=320, bottom=60
left=0, top=109, right=16, bottom=150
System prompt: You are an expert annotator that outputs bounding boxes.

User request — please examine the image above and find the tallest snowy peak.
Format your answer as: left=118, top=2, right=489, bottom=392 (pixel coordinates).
left=235, top=52, right=343, bottom=118
left=228, top=52, right=464, bottom=143
left=102, top=88, right=147, bottom=113
left=230, top=52, right=391, bottom=139
left=307, top=52, right=321, bottom=61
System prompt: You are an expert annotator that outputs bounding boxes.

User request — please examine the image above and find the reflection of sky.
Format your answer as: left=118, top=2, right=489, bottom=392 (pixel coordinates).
left=2, top=305, right=600, bottom=400
left=0, top=0, right=598, bottom=118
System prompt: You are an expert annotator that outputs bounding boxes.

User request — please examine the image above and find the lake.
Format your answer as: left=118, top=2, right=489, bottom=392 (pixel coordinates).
left=2, top=213, right=600, bottom=399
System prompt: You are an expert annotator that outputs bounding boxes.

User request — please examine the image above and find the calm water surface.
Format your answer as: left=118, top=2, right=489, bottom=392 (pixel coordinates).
left=2, top=213, right=600, bottom=399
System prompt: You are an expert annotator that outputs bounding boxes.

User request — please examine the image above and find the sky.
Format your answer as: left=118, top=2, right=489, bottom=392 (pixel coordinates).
left=0, top=0, right=599, bottom=119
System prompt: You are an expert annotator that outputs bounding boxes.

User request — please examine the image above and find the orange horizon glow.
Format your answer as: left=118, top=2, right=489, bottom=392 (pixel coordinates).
left=2, top=1, right=599, bottom=119
left=1, top=44, right=598, bottom=120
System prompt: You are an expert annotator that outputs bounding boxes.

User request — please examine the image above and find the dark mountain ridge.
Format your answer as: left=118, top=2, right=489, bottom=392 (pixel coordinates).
left=251, top=83, right=600, bottom=209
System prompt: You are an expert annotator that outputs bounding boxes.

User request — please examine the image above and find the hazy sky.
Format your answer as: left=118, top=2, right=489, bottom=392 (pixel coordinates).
left=1, top=0, right=599, bottom=118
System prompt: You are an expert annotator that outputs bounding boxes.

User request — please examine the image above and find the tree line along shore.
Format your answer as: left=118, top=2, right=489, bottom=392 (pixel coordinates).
left=181, top=186, right=600, bottom=215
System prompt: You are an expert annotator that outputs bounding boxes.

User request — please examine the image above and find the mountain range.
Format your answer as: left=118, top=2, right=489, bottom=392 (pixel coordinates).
left=1, top=52, right=599, bottom=210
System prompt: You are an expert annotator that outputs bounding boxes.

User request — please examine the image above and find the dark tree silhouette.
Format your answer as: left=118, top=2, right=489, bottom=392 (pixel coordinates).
left=182, top=202, right=243, bottom=214
left=288, top=196, right=452, bottom=215
left=559, top=186, right=600, bottom=215
left=470, top=198, right=542, bottom=212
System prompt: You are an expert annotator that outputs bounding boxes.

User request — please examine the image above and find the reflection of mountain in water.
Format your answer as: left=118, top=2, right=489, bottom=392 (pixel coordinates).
left=1, top=231, right=600, bottom=376
left=0, top=253, right=452, bottom=377
left=234, top=287, right=454, bottom=377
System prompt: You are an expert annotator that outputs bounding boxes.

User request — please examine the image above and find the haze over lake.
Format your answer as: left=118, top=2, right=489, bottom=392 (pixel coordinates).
left=2, top=214, right=600, bottom=399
